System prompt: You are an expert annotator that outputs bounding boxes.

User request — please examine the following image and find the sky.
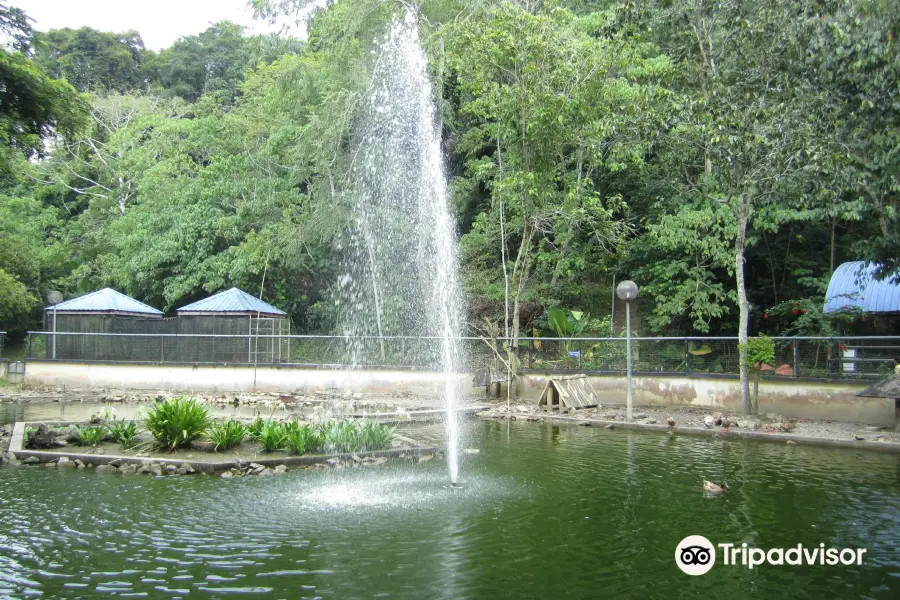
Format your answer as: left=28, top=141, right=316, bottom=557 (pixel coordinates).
left=11, top=0, right=311, bottom=50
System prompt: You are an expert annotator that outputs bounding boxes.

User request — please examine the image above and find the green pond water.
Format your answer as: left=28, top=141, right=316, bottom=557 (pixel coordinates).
left=1, top=418, right=899, bottom=599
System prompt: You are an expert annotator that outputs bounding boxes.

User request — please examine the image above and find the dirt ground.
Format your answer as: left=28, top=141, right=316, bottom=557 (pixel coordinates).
left=1, top=384, right=897, bottom=446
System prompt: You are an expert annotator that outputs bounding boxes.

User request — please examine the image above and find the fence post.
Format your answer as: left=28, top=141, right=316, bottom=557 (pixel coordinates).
left=27, top=333, right=32, bottom=359
left=161, top=335, right=165, bottom=363
left=793, top=338, right=800, bottom=377
left=684, top=338, right=691, bottom=375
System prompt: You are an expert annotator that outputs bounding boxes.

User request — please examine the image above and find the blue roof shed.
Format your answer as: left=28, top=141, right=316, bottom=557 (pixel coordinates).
left=824, top=262, right=900, bottom=314
left=176, top=288, right=287, bottom=318
left=45, top=288, right=163, bottom=317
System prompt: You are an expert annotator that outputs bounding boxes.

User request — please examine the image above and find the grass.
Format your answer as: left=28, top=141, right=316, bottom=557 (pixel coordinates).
left=75, top=425, right=105, bottom=447
left=106, top=420, right=139, bottom=447
left=206, top=419, right=246, bottom=451
left=144, top=396, right=210, bottom=450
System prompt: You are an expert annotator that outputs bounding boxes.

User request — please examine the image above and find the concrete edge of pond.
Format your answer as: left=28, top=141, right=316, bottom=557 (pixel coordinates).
left=8, top=421, right=439, bottom=473
left=532, top=415, right=900, bottom=453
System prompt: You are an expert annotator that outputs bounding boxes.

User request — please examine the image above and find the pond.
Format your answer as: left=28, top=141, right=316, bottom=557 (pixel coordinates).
left=1, top=418, right=899, bottom=598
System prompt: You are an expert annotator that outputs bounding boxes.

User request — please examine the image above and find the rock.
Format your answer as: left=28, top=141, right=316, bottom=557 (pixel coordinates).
left=57, top=457, right=76, bottom=468
left=604, top=424, right=614, bottom=430
left=853, top=434, right=865, bottom=441
left=350, top=454, right=363, bottom=463
left=371, top=457, right=388, bottom=466
left=27, top=424, right=67, bottom=449
left=765, top=413, right=782, bottom=422
left=703, top=415, right=715, bottom=429
left=418, top=454, right=433, bottom=464
left=96, top=464, right=119, bottom=474
left=176, top=466, right=189, bottom=476
left=603, top=414, right=618, bottom=420
left=273, top=465, right=287, bottom=475
left=108, top=459, right=123, bottom=467
left=778, top=422, right=795, bottom=433
left=164, top=464, right=178, bottom=475
left=865, top=426, right=883, bottom=432
left=140, top=459, right=152, bottom=467
left=633, top=413, right=649, bottom=419
left=325, top=458, right=340, bottom=466
left=119, top=464, right=138, bottom=475
left=786, top=440, right=797, bottom=446
left=74, top=459, right=85, bottom=469
left=509, top=415, right=516, bottom=421
left=23, top=456, right=41, bottom=464
left=667, top=431, right=675, bottom=436
left=516, top=405, right=529, bottom=413
left=136, top=466, right=151, bottom=475
left=666, top=418, right=676, bottom=427
left=149, top=464, right=163, bottom=476
left=578, top=421, right=591, bottom=427
left=43, top=461, right=57, bottom=468
left=182, top=463, right=195, bottom=474
left=646, top=418, right=657, bottom=424
left=258, top=469, right=275, bottom=477
left=221, top=471, right=233, bottom=479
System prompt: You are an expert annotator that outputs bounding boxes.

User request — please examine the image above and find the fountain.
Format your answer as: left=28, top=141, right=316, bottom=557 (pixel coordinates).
left=339, top=7, right=463, bottom=483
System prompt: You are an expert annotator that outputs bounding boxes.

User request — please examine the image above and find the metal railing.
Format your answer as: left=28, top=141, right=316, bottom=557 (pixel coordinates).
left=22, top=331, right=900, bottom=379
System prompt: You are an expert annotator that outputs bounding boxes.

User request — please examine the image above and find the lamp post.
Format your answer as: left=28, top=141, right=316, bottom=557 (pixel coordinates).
left=616, top=280, right=639, bottom=421
left=47, top=291, right=63, bottom=360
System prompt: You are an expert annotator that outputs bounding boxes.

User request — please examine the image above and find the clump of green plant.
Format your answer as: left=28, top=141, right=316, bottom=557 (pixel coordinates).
left=144, top=396, right=210, bottom=450
left=321, top=420, right=396, bottom=453
left=106, top=420, right=139, bottom=447
left=255, top=419, right=288, bottom=452
left=246, top=417, right=266, bottom=440
left=206, top=419, right=246, bottom=451
left=75, top=425, right=105, bottom=447
left=741, top=335, right=776, bottom=414
left=284, top=422, right=325, bottom=455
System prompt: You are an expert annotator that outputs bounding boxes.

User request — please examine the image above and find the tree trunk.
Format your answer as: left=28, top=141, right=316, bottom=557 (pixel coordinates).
left=736, top=195, right=752, bottom=414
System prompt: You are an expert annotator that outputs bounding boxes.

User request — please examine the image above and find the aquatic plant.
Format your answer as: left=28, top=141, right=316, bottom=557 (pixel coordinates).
left=321, top=420, right=396, bottom=453
left=106, top=420, right=138, bottom=447
left=75, top=425, right=105, bottom=447
left=144, top=396, right=210, bottom=450
left=283, top=422, right=325, bottom=455
left=206, top=419, right=246, bottom=451
left=246, top=417, right=266, bottom=441
left=256, top=420, right=288, bottom=452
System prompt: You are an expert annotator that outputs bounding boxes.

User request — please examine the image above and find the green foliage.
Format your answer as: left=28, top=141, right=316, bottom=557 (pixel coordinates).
left=283, top=421, right=325, bottom=455
left=741, top=335, right=776, bottom=414
left=144, top=397, right=210, bottom=450
left=321, top=420, right=396, bottom=454
left=255, top=419, right=288, bottom=453
left=75, top=424, right=105, bottom=446
left=206, top=418, right=246, bottom=451
left=0, top=268, right=37, bottom=331
left=105, top=419, right=138, bottom=447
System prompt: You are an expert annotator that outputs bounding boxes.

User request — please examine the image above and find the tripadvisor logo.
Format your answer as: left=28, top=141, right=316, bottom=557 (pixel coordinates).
left=675, top=536, right=867, bottom=576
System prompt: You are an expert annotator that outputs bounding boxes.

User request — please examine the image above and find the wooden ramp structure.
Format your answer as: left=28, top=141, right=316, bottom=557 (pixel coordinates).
left=538, top=375, right=599, bottom=414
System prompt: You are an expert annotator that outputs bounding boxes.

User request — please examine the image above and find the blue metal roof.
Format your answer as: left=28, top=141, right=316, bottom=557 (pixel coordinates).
left=45, top=288, right=163, bottom=316
left=824, top=261, right=900, bottom=314
left=176, top=288, right=287, bottom=317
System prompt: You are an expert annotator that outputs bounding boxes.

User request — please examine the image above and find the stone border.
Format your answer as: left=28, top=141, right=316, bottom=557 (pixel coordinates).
left=8, top=421, right=438, bottom=473
left=533, top=414, right=900, bottom=453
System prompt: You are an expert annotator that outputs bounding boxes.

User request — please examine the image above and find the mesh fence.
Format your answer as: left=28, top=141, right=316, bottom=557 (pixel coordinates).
left=0, top=332, right=5, bottom=358
left=22, top=332, right=900, bottom=379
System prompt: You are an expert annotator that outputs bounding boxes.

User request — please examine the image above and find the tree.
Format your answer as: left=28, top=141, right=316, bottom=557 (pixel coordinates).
left=34, top=27, right=149, bottom=93
left=445, top=2, right=666, bottom=370
left=0, top=5, right=88, bottom=173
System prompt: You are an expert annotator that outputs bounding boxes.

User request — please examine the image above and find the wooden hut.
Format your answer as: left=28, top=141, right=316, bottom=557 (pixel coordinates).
left=175, top=288, right=290, bottom=364
left=43, top=288, right=165, bottom=361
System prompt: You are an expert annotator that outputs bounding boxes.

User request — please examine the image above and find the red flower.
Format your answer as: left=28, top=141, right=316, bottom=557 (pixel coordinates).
left=801, top=309, right=807, bottom=315
left=792, top=309, right=799, bottom=316
left=792, top=303, right=798, bottom=307
left=763, top=313, right=769, bottom=319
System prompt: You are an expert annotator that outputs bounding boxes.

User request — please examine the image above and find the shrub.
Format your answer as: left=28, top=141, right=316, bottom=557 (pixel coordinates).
left=75, top=425, right=105, bottom=447
left=144, top=396, right=210, bottom=450
left=206, top=419, right=246, bottom=451
left=106, top=420, right=138, bottom=447
left=284, top=422, right=325, bottom=455
left=256, top=419, right=288, bottom=452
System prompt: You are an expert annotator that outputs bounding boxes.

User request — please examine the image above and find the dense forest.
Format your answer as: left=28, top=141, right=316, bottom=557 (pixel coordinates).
left=1, top=0, right=897, bottom=346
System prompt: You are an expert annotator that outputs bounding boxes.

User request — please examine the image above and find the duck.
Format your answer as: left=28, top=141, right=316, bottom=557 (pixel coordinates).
left=703, top=480, right=726, bottom=494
